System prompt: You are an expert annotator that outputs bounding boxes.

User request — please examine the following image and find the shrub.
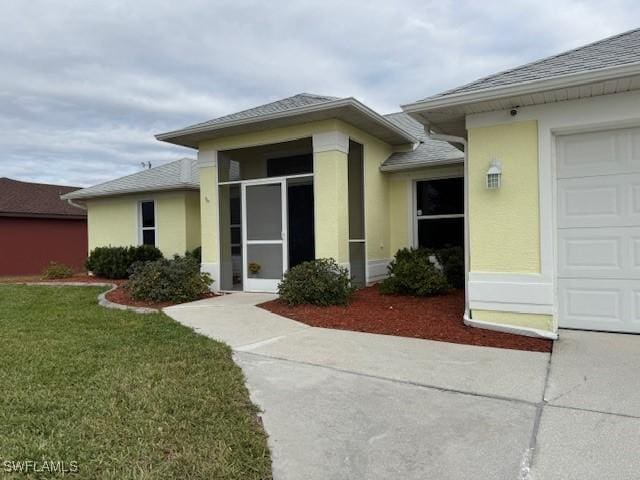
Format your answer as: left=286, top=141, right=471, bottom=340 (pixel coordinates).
left=127, top=255, right=213, bottom=303
left=42, top=261, right=74, bottom=279
left=86, top=245, right=163, bottom=279
left=185, top=246, right=202, bottom=264
left=379, top=247, right=449, bottom=296
left=434, top=246, right=465, bottom=289
left=278, top=258, right=355, bottom=306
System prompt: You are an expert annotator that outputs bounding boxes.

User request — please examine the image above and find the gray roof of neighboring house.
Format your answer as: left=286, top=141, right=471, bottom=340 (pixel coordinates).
left=421, top=28, right=640, bottom=101
left=61, top=158, right=198, bottom=200
left=380, top=113, right=463, bottom=170
left=156, top=93, right=417, bottom=147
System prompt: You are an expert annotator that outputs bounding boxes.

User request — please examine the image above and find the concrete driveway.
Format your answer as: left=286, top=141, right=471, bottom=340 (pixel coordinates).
left=165, top=294, right=640, bottom=480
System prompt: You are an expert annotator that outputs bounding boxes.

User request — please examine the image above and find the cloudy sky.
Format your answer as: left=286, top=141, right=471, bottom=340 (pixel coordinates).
left=2, top=1, right=638, bottom=186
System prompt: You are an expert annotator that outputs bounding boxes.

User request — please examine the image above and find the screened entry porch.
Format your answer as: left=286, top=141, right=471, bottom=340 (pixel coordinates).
left=217, top=137, right=365, bottom=293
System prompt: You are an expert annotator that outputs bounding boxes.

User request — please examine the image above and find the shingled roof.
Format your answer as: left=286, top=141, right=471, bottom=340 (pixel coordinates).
left=380, top=113, right=463, bottom=170
left=156, top=93, right=417, bottom=147
left=185, top=93, right=339, bottom=130
left=0, top=178, right=86, bottom=218
left=420, top=28, right=640, bottom=101
left=62, top=158, right=198, bottom=200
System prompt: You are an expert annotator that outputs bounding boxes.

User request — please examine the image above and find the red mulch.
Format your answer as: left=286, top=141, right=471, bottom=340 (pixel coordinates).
left=105, top=284, right=217, bottom=310
left=259, top=286, right=552, bottom=353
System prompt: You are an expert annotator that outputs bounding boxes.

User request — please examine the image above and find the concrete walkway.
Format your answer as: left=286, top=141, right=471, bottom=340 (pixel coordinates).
left=164, top=294, right=640, bottom=480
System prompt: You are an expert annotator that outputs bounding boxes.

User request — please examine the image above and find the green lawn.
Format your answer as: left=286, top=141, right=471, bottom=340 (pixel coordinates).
left=0, top=285, right=271, bottom=479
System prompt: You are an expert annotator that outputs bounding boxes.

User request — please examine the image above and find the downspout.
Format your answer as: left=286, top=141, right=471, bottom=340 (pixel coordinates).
left=425, top=127, right=470, bottom=323
left=66, top=198, right=87, bottom=210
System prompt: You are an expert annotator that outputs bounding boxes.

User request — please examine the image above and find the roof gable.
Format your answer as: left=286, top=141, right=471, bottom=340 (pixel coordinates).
left=156, top=93, right=417, bottom=147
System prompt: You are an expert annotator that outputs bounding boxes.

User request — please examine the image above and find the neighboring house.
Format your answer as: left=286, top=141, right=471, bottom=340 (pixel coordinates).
left=65, top=27, right=640, bottom=339
left=403, top=27, right=640, bottom=337
left=0, top=177, right=87, bottom=275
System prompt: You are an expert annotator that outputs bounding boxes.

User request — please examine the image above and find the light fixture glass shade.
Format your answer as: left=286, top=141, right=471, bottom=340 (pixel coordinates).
left=486, top=160, right=502, bottom=189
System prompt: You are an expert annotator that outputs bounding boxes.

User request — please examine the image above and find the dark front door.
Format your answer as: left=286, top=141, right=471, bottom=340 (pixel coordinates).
left=287, top=183, right=315, bottom=269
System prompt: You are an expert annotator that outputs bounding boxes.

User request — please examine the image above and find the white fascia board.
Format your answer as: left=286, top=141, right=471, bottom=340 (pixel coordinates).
left=156, top=98, right=418, bottom=145
left=378, top=157, right=464, bottom=172
left=61, top=184, right=199, bottom=201
left=402, top=62, right=640, bottom=114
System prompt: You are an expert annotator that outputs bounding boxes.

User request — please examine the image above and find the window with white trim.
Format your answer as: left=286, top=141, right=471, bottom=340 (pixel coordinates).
left=139, top=200, right=156, bottom=246
left=415, top=178, right=464, bottom=249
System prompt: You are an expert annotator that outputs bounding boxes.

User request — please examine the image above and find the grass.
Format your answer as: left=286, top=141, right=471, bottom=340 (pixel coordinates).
left=0, top=285, right=271, bottom=479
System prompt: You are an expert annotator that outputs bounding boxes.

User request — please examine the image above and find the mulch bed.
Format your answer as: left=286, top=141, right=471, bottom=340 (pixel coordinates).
left=104, top=285, right=217, bottom=310
left=260, top=286, right=552, bottom=353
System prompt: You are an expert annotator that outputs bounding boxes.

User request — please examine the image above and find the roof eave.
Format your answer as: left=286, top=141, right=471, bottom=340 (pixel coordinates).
left=61, top=183, right=199, bottom=201
left=402, top=61, right=640, bottom=115
left=379, top=156, right=464, bottom=172
left=156, top=98, right=417, bottom=147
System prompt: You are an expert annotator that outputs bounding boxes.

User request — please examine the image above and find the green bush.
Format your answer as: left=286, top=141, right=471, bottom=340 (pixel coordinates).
left=379, top=248, right=449, bottom=296
left=42, top=261, right=74, bottom=279
left=435, top=246, right=465, bottom=289
left=185, top=246, right=202, bottom=264
left=278, top=258, right=355, bottom=306
left=86, top=245, right=163, bottom=279
left=127, top=256, right=213, bottom=303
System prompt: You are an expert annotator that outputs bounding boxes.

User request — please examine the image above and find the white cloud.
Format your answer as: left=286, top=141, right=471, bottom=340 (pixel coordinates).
left=1, top=0, right=638, bottom=185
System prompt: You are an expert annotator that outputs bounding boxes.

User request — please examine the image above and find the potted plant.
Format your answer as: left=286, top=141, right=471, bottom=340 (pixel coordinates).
left=248, top=262, right=261, bottom=276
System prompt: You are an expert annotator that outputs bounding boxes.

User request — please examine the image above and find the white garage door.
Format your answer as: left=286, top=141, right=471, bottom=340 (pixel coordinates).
left=557, top=126, right=640, bottom=332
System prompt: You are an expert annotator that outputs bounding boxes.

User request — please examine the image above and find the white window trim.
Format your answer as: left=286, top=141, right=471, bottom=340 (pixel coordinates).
left=138, top=199, right=158, bottom=247
left=413, top=176, right=464, bottom=248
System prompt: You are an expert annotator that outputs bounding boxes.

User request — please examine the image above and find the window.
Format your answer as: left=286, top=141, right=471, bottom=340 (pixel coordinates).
left=139, top=200, right=156, bottom=246
left=415, top=178, right=464, bottom=249
left=266, top=154, right=313, bottom=177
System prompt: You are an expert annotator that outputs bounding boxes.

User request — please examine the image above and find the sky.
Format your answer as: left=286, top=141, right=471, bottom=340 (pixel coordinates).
left=1, top=0, right=638, bottom=187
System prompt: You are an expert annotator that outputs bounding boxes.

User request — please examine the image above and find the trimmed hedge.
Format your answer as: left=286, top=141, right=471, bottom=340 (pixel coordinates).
left=435, top=246, right=465, bottom=289
left=278, top=258, right=355, bottom=306
left=86, top=245, right=163, bottom=279
left=127, top=255, right=213, bottom=303
left=379, top=248, right=449, bottom=296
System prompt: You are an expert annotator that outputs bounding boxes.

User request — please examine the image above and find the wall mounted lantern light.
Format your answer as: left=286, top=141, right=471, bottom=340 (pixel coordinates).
left=486, top=160, right=502, bottom=190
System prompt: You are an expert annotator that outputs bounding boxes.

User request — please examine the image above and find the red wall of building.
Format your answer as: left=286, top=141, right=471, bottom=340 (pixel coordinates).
left=0, top=217, right=88, bottom=276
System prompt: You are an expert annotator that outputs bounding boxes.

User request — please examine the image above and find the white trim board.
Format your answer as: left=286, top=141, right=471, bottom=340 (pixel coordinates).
left=366, top=258, right=391, bottom=284
left=468, top=273, right=553, bottom=315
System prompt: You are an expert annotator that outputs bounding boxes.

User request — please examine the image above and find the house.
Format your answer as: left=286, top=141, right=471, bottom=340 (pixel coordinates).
left=63, top=96, right=463, bottom=294
left=403, top=28, right=640, bottom=337
left=64, top=27, right=640, bottom=338
left=0, top=177, right=87, bottom=275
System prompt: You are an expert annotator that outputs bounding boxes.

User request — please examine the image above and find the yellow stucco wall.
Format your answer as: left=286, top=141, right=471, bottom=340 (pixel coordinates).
left=468, top=120, right=540, bottom=273
left=388, top=164, right=464, bottom=255
left=184, top=191, right=201, bottom=251
left=313, top=149, right=349, bottom=263
left=199, top=165, right=219, bottom=264
left=86, top=190, right=200, bottom=258
left=472, top=310, right=553, bottom=331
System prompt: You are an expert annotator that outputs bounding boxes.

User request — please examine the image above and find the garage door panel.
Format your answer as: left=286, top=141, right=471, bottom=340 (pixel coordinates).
left=558, top=227, right=640, bottom=278
left=556, top=174, right=640, bottom=228
left=557, top=127, right=639, bottom=178
left=558, top=279, right=640, bottom=332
